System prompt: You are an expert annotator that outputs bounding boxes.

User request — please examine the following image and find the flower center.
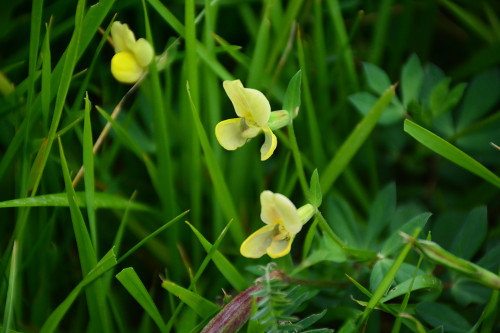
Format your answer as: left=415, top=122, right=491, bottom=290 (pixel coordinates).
left=272, top=222, right=290, bottom=241
left=240, top=118, right=261, bottom=139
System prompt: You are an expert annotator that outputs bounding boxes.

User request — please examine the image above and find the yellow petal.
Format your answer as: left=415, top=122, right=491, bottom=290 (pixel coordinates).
left=215, top=118, right=247, bottom=150
left=131, top=38, right=154, bottom=67
left=223, top=80, right=252, bottom=119
left=222, top=80, right=271, bottom=126
left=111, top=52, right=143, bottom=84
left=111, top=21, right=136, bottom=54
left=260, top=126, right=277, bottom=161
left=243, top=88, right=271, bottom=127
left=267, top=236, right=294, bottom=258
left=260, top=191, right=301, bottom=234
left=240, top=224, right=275, bottom=258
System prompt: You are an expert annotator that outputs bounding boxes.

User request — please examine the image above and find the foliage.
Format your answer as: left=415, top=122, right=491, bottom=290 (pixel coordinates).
left=1, top=0, right=500, bottom=332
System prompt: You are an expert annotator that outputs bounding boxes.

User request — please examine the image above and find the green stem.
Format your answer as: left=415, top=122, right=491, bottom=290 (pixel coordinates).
left=287, top=121, right=309, bottom=197
left=316, top=211, right=347, bottom=249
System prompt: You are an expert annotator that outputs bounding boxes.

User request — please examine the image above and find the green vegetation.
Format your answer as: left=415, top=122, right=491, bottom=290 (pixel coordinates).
left=1, top=0, right=500, bottom=332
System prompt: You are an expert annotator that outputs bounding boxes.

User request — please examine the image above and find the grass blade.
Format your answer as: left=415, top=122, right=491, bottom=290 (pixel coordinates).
left=58, top=136, right=111, bottom=333
left=116, top=268, right=166, bottom=332
left=320, top=84, right=396, bottom=195
left=358, top=228, right=422, bottom=328
left=0, top=192, right=154, bottom=212
left=186, top=222, right=248, bottom=291
left=186, top=81, right=244, bottom=242
left=83, top=93, right=97, bottom=253
left=162, top=280, right=219, bottom=318
left=404, top=119, right=500, bottom=189
left=2, top=241, right=18, bottom=333
left=40, top=248, right=117, bottom=333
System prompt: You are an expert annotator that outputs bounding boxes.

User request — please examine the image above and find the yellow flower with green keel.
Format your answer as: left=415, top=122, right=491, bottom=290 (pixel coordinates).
left=240, top=191, right=315, bottom=258
left=216, top=80, right=289, bottom=161
left=110, top=21, right=154, bottom=84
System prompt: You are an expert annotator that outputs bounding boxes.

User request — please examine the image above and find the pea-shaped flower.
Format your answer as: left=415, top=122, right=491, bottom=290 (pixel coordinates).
left=240, top=191, right=315, bottom=258
left=216, top=80, right=279, bottom=161
left=110, top=21, right=154, bottom=84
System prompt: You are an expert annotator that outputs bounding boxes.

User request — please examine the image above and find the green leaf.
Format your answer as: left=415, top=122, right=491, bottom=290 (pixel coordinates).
left=116, top=268, right=166, bottom=331
left=282, top=70, right=302, bottom=117
left=83, top=94, right=97, bottom=252
left=415, top=302, right=471, bottom=333
left=321, top=85, right=396, bottom=194
left=450, top=206, right=487, bottom=260
left=162, top=281, right=219, bottom=318
left=309, top=169, right=322, bottom=208
left=457, top=68, right=500, bottom=131
left=359, top=228, right=421, bottom=326
left=326, top=197, right=361, bottom=248
left=365, top=182, right=396, bottom=248
left=369, top=260, right=425, bottom=293
left=349, top=92, right=405, bottom=125
left=429, top=78, right=467, bottom=117
left=381, top=275, right=442, bottom=303
left=186, top=222, right=247, bottom=291
left=292, top=234, right=346, bottom=275
left=2, top=241, right=18, bottom=333
left=0, top=192, right=154, bottom=212
left=381, top=212, right=431, bottom=257
left=58, top=137, right=111, bottom=333
left=404, top=119, right=500, bottom=189
left=41, top=248, right=117, bottom=333
left=363, top=62, right=391, bottom=95
left=401, top=54, right=423, bottom=107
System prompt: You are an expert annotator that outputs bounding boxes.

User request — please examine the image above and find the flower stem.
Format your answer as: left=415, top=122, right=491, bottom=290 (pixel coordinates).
left=287, top=121, right=309, bottom=197
left=316, top=210, right=347, bottom=249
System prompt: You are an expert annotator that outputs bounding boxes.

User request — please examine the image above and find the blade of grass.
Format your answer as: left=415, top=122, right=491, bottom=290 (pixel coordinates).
left=83, top=93, right=97, bottom=253
left=2, top=241, right=18, bottom=333
left=58, top=136, right=111, bottom=333
left=246, top=2, right=271, bottom=88
left=142, top=0, right=178, bottom=216
left=41, top=21, right=51, bottom=132
left=0, top=0, right=114, bottom=185
left=186, top=81, right=244, bottom=242
left=0, top=192, right=154, bottom=212
left=391, top=253, right=426, bottom=333
left=320, top=84, right=396, bottom=195
left=369, top=0, right=394, bottom=65
left=185, top=0, right=202, bottom=265
left=116, top=268, right=166, bottom=332
left=297, top=29, right=326, bottom=166
left=146, top=0, right=233, bottom=81
left=40, top=248, right=117, bottom=333
left=439, top=0, right=495, bottom=44
left=357, top=228, right=422, bottom=329
left=265, top=0, right=305, bottom=73
left=116, top=210, right=189, bottom=265
left=30, top=0, right=85, bottom=197
left=186, top=221, right=248, bottom=291
left=326, top=0, right=359, bottom=91
left=166, top=219, right=236, bottom=331
left=69, top=16, right=115, bottom=114
left=162, top=281, right=219, bottom=318
left=404, top=119, right=500, bottom=189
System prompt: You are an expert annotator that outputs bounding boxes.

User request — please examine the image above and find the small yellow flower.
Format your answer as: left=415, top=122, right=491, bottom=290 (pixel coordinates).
left=215, top=80, right=278, bottom=161
left=240, top=191, right=315, bottom=259
left=110, top=21, right=154, bottom=84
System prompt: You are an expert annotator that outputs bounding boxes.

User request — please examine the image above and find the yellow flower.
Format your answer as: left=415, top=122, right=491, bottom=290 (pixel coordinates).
left=110, top=21, right=154, bottom=84
left=240, top=191, right=315, bottom=259
left=215, top=80, right=278, bottom=161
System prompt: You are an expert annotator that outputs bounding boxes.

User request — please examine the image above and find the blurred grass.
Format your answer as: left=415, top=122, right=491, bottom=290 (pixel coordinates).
left=1, top=0, right=500, bottom=332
